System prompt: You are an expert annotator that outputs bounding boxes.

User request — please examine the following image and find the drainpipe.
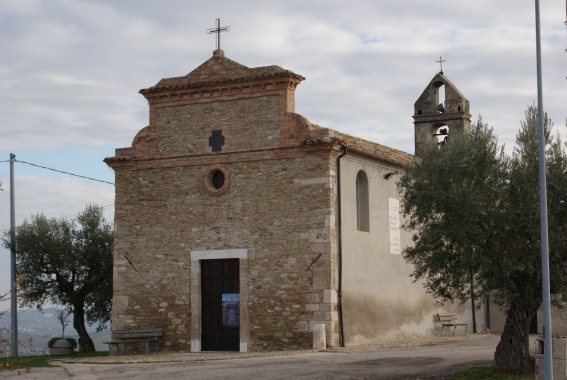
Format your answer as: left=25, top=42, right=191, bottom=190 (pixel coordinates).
left=336, top=147, right=347, bottom=347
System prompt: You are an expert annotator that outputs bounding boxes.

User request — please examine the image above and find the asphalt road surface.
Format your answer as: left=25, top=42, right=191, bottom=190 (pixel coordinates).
left=2, top=335, right=499, bottom=380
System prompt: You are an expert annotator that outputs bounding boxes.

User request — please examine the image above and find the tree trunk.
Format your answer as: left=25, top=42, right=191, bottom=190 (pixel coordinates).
left=470, top=271, right=477, bottom=334
left=494, top=299, right=532, bottom=371
left=72, top=304, right=95, bottom=352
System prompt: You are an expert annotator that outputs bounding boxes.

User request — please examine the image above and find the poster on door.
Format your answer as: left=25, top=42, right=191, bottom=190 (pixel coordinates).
left=222, top=293, right=240, bottom=328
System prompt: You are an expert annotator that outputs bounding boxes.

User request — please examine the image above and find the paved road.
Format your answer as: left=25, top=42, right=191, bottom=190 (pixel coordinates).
left=1, top=335, right=499, bottom=380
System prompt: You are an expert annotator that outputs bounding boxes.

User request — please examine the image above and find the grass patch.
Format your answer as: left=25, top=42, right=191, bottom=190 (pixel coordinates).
left=0, top=351, right=107, bottom=372
left=449, top=364, right=533, bottom=379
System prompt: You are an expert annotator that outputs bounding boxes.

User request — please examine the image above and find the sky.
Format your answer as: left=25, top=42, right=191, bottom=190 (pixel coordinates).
left=0, top=0, right=565, bottom=309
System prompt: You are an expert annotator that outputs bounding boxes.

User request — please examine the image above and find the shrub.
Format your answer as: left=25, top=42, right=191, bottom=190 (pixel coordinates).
left=48, top=337, right=78, bottom=349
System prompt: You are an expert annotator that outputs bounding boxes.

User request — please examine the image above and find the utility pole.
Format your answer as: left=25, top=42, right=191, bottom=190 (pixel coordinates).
left=10, top=153, right=17, bottom=357
left=534, top=1, right=553, bottom=378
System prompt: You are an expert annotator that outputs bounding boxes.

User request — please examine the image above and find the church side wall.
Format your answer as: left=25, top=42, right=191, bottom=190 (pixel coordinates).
left=339, top=155, right=476, bottom=344
left=111, top=151, right=337, bottom=351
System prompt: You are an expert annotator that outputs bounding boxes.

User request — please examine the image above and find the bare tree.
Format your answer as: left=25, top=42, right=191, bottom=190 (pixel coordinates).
left=55, top=309, right=71, bottom=338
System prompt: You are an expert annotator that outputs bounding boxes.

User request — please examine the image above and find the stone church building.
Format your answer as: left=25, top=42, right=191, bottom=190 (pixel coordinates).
left=104, top=49, right=476, bottom=352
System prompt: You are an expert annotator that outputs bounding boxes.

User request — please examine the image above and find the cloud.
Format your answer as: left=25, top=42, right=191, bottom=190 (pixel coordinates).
left=0, top=0, right=565, bottom=302
left=0, top=176, right=114, bottom=230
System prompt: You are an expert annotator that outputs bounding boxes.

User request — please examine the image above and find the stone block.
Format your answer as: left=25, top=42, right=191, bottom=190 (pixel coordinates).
left=313, top=312, right=325, bottom=320
left=309, top=320, right=326, bottom=332
left=306, top=304, right=320, bottom=312
left=325, top=215, right=335, bottom=228
left=294, top=321, right=308, bottom=332
left=113, top=296, right=129, bottom=312
left=552, top=338, right=567, bottom=359
left=312, top=324, right=326, bottom=350
left=552, top=358, right=567, bottom=379
left=320, top=304, right=332, bottom=312
left=306, top=293, right=320, bottom=304
left=300, top=177, right=329, bottom=186
left=313, top=268, right=330, bottom=289
left=309, top=229, right=329, bottom=243
left=329, top=333, right=340, bottom=348
left=535, top=341, right=567, bottom=380
left=311, top=243, right=326, bottom=253
left=323, top=289, right=337, bottom=304
left=325, top=311, right=339, bottom=321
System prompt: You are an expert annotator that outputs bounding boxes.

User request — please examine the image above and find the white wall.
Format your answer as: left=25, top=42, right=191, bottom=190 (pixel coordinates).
left=339, top=154, right=480, bottom=344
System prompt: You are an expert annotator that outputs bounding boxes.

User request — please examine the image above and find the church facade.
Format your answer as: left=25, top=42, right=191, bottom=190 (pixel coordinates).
left=104, top=49, right=477, bottom=352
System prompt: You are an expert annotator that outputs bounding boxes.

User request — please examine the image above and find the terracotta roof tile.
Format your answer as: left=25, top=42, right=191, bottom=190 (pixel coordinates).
left=307, top=128, right=415, bottom=167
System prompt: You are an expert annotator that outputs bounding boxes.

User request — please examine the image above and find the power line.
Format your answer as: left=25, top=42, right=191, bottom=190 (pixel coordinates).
left=60, top=204, right=115, bottom=220
left=0, top=157, right=115, bottom=231
left=13, top=159, right=114, bottom=185
left=0, top=204, right=115, bottom=232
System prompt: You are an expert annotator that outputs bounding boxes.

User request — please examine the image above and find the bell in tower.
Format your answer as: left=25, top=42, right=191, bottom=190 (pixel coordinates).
left=413, top=72, right=471, bottom=156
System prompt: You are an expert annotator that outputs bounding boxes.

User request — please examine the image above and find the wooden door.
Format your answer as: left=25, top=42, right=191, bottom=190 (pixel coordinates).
left=201, top=259, right=240, bottom=351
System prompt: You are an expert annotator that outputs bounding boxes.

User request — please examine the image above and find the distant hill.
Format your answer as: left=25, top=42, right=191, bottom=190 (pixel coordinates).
left=0, top=307, right=110, bottom=353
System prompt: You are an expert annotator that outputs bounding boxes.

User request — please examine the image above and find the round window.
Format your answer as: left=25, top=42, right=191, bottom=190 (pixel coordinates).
left=204, top=165, right=230, bottom=195
left=211, top=170, right=225, bottom=189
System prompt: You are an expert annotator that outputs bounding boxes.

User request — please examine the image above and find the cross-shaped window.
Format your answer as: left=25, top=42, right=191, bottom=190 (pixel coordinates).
left=209, top=130, right=225, bottom=152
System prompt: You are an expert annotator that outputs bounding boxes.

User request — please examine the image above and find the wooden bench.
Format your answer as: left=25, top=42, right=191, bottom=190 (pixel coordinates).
left=437, top=314, right=467, bottom=335
left=103, top=328, right=163, bottom=355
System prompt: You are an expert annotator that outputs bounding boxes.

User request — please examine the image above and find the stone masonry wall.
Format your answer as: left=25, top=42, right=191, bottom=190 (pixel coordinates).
left=111, top=148, right=338, bottom=351
left=156, top=96, right=281, bottom=156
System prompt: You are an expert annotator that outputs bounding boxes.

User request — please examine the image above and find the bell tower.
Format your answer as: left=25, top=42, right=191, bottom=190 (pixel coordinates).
left=413, top=72, right=471, bottom=156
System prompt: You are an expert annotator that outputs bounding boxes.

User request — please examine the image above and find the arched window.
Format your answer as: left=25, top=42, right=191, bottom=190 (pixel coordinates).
left=356, top=170, right=369, bottom=232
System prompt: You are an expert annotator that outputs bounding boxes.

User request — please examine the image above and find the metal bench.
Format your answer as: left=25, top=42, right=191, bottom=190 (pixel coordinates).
left=437, top=314, right=467, bottom=335
left=103, top=328, right=163, bottom=355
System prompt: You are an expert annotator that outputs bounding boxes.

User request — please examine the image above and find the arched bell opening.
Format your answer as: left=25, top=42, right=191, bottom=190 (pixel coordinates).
left=433, top=125, right=449, bottom=145
left=434, top=83, right=446, bottom=113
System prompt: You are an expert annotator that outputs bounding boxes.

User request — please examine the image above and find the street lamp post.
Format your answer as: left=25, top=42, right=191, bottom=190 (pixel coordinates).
left=10, top=153, right=18, bottom=357
left=534, top=1, right=553, bottom=379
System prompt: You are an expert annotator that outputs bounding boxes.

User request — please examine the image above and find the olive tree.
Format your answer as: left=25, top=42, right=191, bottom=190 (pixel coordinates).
left=399, top=106, right=567, bottom=371
left=3, top=204, right=113, bottom=352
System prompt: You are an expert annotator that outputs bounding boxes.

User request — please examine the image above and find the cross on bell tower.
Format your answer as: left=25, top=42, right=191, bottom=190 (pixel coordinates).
left=436, top=56, right=446, bottom=74
left=207, top=18, right=230, bottom=51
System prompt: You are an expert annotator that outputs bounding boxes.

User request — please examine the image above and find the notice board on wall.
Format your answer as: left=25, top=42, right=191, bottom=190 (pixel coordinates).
left=389, top=198, right=401, bottom=254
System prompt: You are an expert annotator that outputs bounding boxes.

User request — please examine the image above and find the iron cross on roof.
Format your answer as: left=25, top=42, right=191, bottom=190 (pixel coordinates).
left=207, top=18, right=230, bottom=51
left=437, top=56, right=446, bottom=74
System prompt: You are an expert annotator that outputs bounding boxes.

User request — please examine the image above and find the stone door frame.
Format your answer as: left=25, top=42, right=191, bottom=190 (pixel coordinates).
left=190, top=249, right=249, bottom=352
